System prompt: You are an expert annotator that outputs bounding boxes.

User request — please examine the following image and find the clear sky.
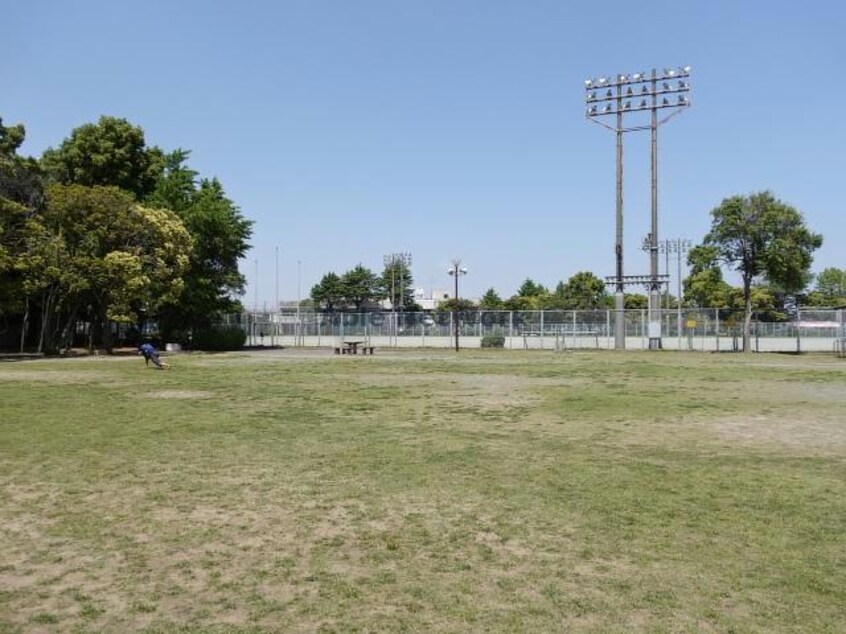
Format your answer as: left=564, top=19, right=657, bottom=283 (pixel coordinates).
left=3, top=1, right=845, bottom=305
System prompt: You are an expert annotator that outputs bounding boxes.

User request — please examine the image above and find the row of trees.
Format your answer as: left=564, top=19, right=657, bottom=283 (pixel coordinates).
left=307, top=192, right=829, bottom=352
left=310, top=259, right=421, bottom=312
left=0, top=116, right=252, bottom=352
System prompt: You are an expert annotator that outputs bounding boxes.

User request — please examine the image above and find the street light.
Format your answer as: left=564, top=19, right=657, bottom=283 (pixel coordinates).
left=448, top=259, right=468, bottom=352
left=585, top=66, right=691, bottom=349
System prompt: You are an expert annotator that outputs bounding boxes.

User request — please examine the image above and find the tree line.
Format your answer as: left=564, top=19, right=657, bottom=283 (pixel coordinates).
left=310, top=191, right=834, bottom=351
left=0, top=116, right=252, bottom=353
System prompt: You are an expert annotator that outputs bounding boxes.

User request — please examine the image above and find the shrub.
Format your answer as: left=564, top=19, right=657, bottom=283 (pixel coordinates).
left=481, top=333, right=505, bottom=348
left=192, top=326, right=247, bottom=351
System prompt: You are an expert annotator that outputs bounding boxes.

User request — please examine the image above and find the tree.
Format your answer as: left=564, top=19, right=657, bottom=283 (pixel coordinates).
left=558, top=271, right=608, bottom=310
left=703, top=191, right=822, bottom=351
left=311, top=272, right=344, bottom=312
left=340, top=264, right=379, bottom=310
left=439, top=298, right=477, bottom=312
left=37, top=184, right=191, bottom=352
left=503, top=278, right=550, bottom=310
left=1, top=118, right=46, bottom=348
left=0, top=118, right=44, bottom=211
left=811, top=267, right=846, bottom=306
left=153, top=175, right=252, bottom=339
left=683, top=245, right=732, bottom=308
left=624, top=293, right=648, bottom=310
left=145, top=149, right=197, bottom=214
left=41, top=116, right=162, bottom=199
left=517, top=278, right=547, bottom=297
left=379, top=258, right=415, bottom=310
left=479, top=288, right=504, bottom=309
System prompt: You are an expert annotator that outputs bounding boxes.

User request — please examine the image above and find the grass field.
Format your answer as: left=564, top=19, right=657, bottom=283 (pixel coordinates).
left=1, top=349, right=845, bottom=633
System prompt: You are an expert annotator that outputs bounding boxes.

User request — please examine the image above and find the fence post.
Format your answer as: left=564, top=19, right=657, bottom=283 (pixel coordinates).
left=641, top=309, right=646, bottom=349
left=796, top=307, right=801, bottom=354
left=509, top=311, right=513, bottom=349
left=606, top=310, right=611, bottom=349
left=572, top=310, right=577, bottom=350
left=715, top=310, right=720, bottom=353
left=540, top=310, right=545, bottom=350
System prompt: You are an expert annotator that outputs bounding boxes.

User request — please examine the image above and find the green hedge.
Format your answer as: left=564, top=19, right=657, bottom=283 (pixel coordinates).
left=481, top=333, right=505, bottom=348
left=192, top=326, right=247, bottom=351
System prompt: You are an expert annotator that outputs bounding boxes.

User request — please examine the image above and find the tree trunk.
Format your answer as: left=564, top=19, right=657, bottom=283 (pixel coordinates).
left=742, top=275, right=753, bottom=353
left=59, top=305, right=79, bottom=352
left=20, top=296, right=29, bottom=353
left=100, top=308, right=114, bottom=353
left=38, top=290, right=54, bottom=354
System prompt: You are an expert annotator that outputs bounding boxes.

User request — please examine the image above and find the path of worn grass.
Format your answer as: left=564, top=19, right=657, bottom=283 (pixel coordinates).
left=1, top=350, right=845, bottom=633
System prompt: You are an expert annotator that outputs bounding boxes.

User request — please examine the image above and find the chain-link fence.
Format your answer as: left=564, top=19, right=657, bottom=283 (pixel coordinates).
left=220, top=308, right=846, bottom=352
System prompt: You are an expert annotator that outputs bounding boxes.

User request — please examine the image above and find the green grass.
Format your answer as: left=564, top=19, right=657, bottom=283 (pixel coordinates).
left=1, top=349, right=845, bottom=633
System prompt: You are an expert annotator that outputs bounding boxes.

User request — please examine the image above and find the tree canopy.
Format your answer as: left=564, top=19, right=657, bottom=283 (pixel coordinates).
left=0, top=116, right=252, bottom=352
left=702, top=191, right=822, bottom=350
left=41, top=116, right=163, bottom=199
left=807, top=267, right=846, bottom=307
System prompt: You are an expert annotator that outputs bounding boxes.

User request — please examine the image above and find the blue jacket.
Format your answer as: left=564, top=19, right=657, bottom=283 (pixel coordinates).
left=139, top=343, right=158, bottom=356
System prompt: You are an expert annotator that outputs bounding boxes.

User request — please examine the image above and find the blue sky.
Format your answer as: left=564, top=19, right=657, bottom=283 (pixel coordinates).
left=3, top=1, right=844, bottom=305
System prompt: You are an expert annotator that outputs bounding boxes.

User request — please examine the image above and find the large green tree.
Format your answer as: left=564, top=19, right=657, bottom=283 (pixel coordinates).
left=150, top=165, right=252, bottom=338
left=683, top=245, right=732, bottom=308
left=0, top=119, right=46, bottom=347
left=479, top=288, right=504, bottom=309
left=379, top=257, right=415, bottom=310
left=557, top=271, right=608, bottom=310
left=311, top=272, right=344, bottom=312
left=41, top=116, right=163, bottom=199
left=504, top=278, right=549, bottom=310
left=703, top=191, right=822, bottom=351
left=340, top=264, right=379, bottom=310
left=808, top=267, right=846, bottom=307
left=33, top=184, right=192, bottom=352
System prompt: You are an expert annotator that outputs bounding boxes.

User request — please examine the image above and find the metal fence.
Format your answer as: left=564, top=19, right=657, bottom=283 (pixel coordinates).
left=219, top=308, right=846, bottom=353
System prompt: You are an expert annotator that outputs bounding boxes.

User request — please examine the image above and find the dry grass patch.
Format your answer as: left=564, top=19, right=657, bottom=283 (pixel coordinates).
left=145, top=390, right=214, bottom=400
left=1, top=350, right=845, bottom=632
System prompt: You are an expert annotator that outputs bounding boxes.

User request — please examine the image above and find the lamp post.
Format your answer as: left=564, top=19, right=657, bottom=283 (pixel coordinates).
left=448, top=259, right=468, bottom=352
left=585, top=66, right=691, bottom=349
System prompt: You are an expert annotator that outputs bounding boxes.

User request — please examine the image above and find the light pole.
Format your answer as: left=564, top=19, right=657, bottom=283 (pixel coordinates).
left=274, top=246, right=279, bottom=347
left=585, top=66, right=691, bottom=349
left=448, top=259, right=468, bottom=352
left=296, top=259, right=301, bottom=345
left=666, top=238, right=692, bottom=349
left=383, top=252, right=412, bottom=343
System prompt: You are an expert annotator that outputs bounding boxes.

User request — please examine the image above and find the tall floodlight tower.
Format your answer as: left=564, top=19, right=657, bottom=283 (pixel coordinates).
left=584, top=66, right=691, bottom=349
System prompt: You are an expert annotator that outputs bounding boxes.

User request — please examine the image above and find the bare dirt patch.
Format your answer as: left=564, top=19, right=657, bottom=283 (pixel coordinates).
left=0, top=370, right=109, bottom=384
left=145, top=390, right=213, bottom=400
left=356, top=372, right=581, bottom=410
left=710, top=413, right=846, bottom=454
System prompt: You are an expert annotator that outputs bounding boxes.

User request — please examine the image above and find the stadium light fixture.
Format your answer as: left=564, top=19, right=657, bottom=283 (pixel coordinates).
left=583, top=66, right=692, bottom=350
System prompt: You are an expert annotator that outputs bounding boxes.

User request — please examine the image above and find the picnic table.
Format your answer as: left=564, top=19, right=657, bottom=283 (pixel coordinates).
left=334, top=340, right=375, bottom=355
